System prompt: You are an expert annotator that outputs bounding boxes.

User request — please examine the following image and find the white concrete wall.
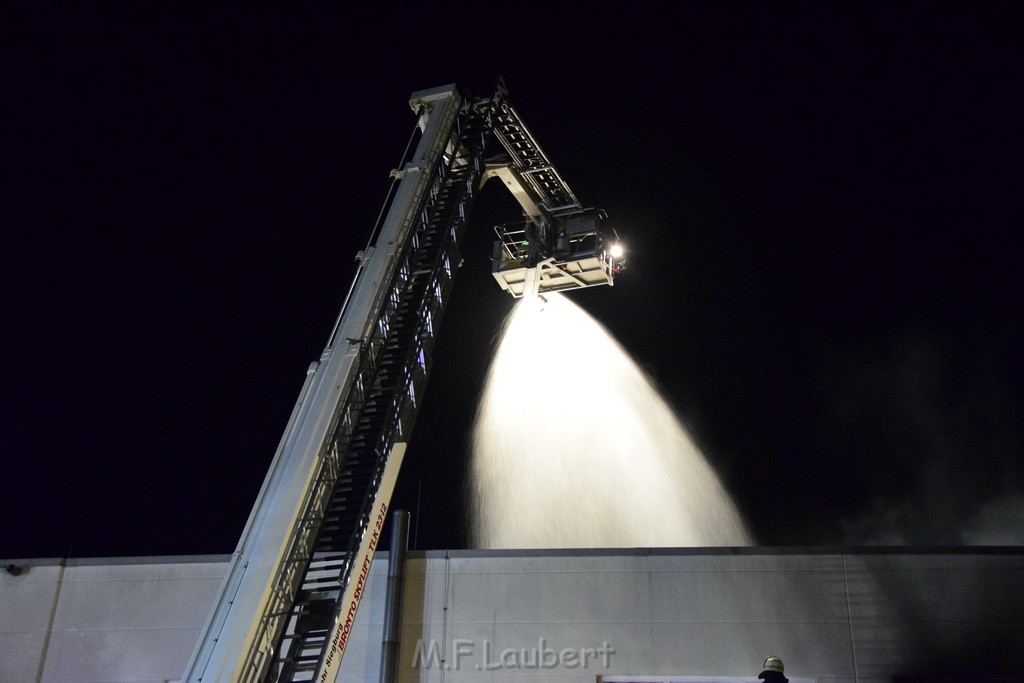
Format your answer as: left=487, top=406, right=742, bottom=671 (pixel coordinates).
left=0, top=556, right=228, bottom=683
left=393, top=550, right=1024, bottom=683
left=2, top=550, right=1023, bottom=683
left=396, top=552, right=852, bottom=683
left=0, top=560, right=60, bottom=682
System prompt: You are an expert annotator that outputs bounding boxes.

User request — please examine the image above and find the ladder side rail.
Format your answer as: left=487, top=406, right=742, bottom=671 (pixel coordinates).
left=246, top=88, right=467, bottom=682
left=182, top=85, right=464, bottom=683
left=310, top=127, right=487, bottom=683
left=258, top=99, right=480, bottom=681
left=485, top=100, right=582, bottom=213
left=181, top=360, right=323, bottom=683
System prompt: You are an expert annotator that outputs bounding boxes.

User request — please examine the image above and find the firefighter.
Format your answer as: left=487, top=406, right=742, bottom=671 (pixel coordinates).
left=758, top=655, right=789, bottom=683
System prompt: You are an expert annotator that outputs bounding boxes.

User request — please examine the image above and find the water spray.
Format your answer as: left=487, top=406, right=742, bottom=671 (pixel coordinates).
left=470, top=292, right=752, bottom=548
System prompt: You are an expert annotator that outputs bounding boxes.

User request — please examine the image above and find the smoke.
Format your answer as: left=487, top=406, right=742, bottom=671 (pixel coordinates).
left=823, top=335, right=1024, bottom=545
left=962, top=494, right=1024, bottom=545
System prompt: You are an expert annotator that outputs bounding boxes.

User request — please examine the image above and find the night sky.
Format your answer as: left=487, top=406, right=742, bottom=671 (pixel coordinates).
left=6, top=5, right=1023, bottom=559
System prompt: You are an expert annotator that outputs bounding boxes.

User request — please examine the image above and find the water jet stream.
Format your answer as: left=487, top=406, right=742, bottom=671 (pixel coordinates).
left=470, top=293, right=752, bottom=548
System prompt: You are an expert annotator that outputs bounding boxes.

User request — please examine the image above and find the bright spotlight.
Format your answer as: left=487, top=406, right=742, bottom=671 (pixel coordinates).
left=609, top=243, right=624, bottom=259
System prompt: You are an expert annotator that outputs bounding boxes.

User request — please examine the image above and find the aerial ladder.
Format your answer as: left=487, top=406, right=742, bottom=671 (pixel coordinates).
left=182, top=83, right=625, bottom=683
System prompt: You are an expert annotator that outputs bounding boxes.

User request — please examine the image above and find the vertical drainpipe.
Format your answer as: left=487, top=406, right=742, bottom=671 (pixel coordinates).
left=380, top=510, right=410, bottom=683
left=36, top=557, right=65, bottom=682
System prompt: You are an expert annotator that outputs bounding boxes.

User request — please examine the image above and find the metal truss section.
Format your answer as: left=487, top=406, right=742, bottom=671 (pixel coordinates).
left=256, top=106, right=489, bottom=683
left=482, top=98, right=582, bottom=214
left=182, top=82, right=605, bottom=683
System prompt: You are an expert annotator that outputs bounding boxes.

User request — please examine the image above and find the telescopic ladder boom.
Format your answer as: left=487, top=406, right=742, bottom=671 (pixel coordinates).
left=182, top=83, right=623, bottom=683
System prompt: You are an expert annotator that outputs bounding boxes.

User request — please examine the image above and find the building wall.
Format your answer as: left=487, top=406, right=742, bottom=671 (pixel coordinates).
left=2, top=550, right=1022, bottom=682
left=0, top=556, right=227, bottom=683
left=390, top=549, right=1024, bottom=683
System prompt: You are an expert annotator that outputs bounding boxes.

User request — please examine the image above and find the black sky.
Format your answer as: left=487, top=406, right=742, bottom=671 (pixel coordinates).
left=5, top=5, right=1023, bottom=558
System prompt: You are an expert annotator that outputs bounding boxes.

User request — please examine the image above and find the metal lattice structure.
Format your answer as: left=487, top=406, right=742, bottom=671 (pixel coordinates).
left=183, top=83, right=622, bottom=682
left=261, top=102, right=490, bottom=682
